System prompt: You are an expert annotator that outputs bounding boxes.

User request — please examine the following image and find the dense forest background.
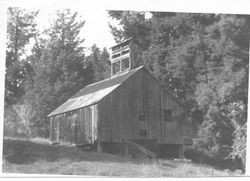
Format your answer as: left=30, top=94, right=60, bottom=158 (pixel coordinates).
left=4, top=8, right=249, bottom=170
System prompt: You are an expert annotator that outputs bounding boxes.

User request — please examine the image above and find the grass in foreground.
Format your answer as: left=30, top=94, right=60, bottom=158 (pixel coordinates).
left=2, top=138, right=241, bottom=177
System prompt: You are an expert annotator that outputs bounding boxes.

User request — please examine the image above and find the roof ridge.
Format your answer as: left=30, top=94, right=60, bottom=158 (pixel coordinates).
left=83, top=65, right=144, bottom=89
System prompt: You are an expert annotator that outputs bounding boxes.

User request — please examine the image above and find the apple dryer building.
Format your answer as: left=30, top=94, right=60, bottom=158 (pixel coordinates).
left=48, top=38, right=192, bottom=158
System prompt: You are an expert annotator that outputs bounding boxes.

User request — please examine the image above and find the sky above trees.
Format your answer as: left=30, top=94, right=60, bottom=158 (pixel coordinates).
left=1, top=0, right=250, bottom=49
left=33, top=4, right=115, bottom=49
left=1, top=0, right=117, bottom=57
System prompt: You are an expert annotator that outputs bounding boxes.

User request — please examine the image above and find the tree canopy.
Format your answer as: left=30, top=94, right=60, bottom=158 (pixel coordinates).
left=108, top=11, right=249, bottom=168
left=5, top=8, right=110, bottom=137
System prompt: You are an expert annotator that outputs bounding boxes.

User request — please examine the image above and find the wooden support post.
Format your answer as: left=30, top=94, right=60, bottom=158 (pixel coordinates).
left=97, top=141, right=102, bottom=153
left=50, top=117, right=53, bottom=144
left=179, top=144, right=184, bottom=159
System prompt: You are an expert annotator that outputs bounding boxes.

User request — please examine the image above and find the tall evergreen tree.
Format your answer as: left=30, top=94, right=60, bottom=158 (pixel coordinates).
left=5, top=7, right=38, bottom=105
left=23, top=9, right=94, bottom=137
left=87, top=45, right=110, bottom=81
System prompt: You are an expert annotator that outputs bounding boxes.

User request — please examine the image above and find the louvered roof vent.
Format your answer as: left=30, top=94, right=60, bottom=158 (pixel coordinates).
left=110, top=37, right=134, bottom=77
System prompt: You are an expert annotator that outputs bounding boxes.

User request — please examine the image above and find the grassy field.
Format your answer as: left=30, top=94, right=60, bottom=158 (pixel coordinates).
left=2, top=138, right=241, bottom=177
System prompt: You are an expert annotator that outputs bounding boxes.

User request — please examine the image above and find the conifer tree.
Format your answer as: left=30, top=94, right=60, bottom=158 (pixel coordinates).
left=23, top=9, right=94, bottom=136
left=5, top=7, right=38, bottom=105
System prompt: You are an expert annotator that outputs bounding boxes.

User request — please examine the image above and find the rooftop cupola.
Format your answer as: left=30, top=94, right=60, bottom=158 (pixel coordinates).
left=110, top=37, right=134, bottom=77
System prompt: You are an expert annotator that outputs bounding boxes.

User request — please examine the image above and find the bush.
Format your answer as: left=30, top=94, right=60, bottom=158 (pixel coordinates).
left=184, top=145, right=204, bottom=163
left=184, top=145, right=243, bottom=171
left=4, top=105, right=28, bottom=138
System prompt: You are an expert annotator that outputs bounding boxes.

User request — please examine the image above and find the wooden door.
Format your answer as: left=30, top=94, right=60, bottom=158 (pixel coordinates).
left=81, top=105, right=98, bottom=144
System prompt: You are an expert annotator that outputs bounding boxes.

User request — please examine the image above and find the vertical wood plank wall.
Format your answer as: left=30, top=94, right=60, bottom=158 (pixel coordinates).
left=142, top=69, right=161, bottom=142
left=50, top=104, right=98, bottom=145
left=98, top=70, right=142, bottom=142
left=50, top=117, right=55, bottom=143
left=98, top=68, right=175, bottom=143
left=161, top=91, right=184, bottom=144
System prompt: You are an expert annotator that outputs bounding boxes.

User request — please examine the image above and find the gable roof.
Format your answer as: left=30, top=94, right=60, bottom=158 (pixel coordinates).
left=48, top=66, right=144, bottom=117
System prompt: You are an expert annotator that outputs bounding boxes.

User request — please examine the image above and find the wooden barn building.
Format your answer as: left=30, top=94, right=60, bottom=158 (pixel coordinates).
left=48, top=38, right=192, bottom=158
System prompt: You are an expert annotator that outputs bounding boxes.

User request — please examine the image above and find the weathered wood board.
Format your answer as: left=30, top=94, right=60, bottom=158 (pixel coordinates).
left=50, top=104, right=98, bottom=145
left=98, top=68, right=185, bottom=144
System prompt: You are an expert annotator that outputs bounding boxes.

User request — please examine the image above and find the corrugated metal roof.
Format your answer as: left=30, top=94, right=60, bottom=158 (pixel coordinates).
left=48, top=66, right=144, bottom=117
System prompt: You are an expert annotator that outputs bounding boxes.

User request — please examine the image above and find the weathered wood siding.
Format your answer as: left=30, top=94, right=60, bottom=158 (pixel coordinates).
left=50, top=67, right=187, bottom=145
left=98, top=69, right=145, bottom=142
left=98, top=68, right=184, bottom=144
left=161, top=91, right=184, bottom=144
left=50, top=104, right=98, bottom=145
left=50, top=116, right=59, bottom=143
left=141, top=69, right=162, bottom=142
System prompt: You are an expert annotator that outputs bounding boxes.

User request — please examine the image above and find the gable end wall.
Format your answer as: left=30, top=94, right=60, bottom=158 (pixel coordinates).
left=98, top=68, right=186, bottom=144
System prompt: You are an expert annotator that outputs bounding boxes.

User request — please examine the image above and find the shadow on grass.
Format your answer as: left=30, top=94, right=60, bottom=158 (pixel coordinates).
left=184, top=146, right=244, bottom=172
left=3, top=138, right=127, bottom=165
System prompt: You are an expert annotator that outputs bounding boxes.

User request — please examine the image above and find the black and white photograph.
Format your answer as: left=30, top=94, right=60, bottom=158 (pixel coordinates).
left=0, top=0, right=249, bottom=178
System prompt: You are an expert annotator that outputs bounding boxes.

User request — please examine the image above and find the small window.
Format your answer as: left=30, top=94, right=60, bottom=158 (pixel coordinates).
left=112, top=53, right=120, bottom=59
left=121, top=57, right=129, bottom=71
left=164, top=109, right=172, bottom=122
left=112, top=61, right=120, bottom=75
left=139, top=112, right=145, bottom=121
left=121, top=49, right=129, bottom=55
left=139, top=129, right=147, bottom=136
